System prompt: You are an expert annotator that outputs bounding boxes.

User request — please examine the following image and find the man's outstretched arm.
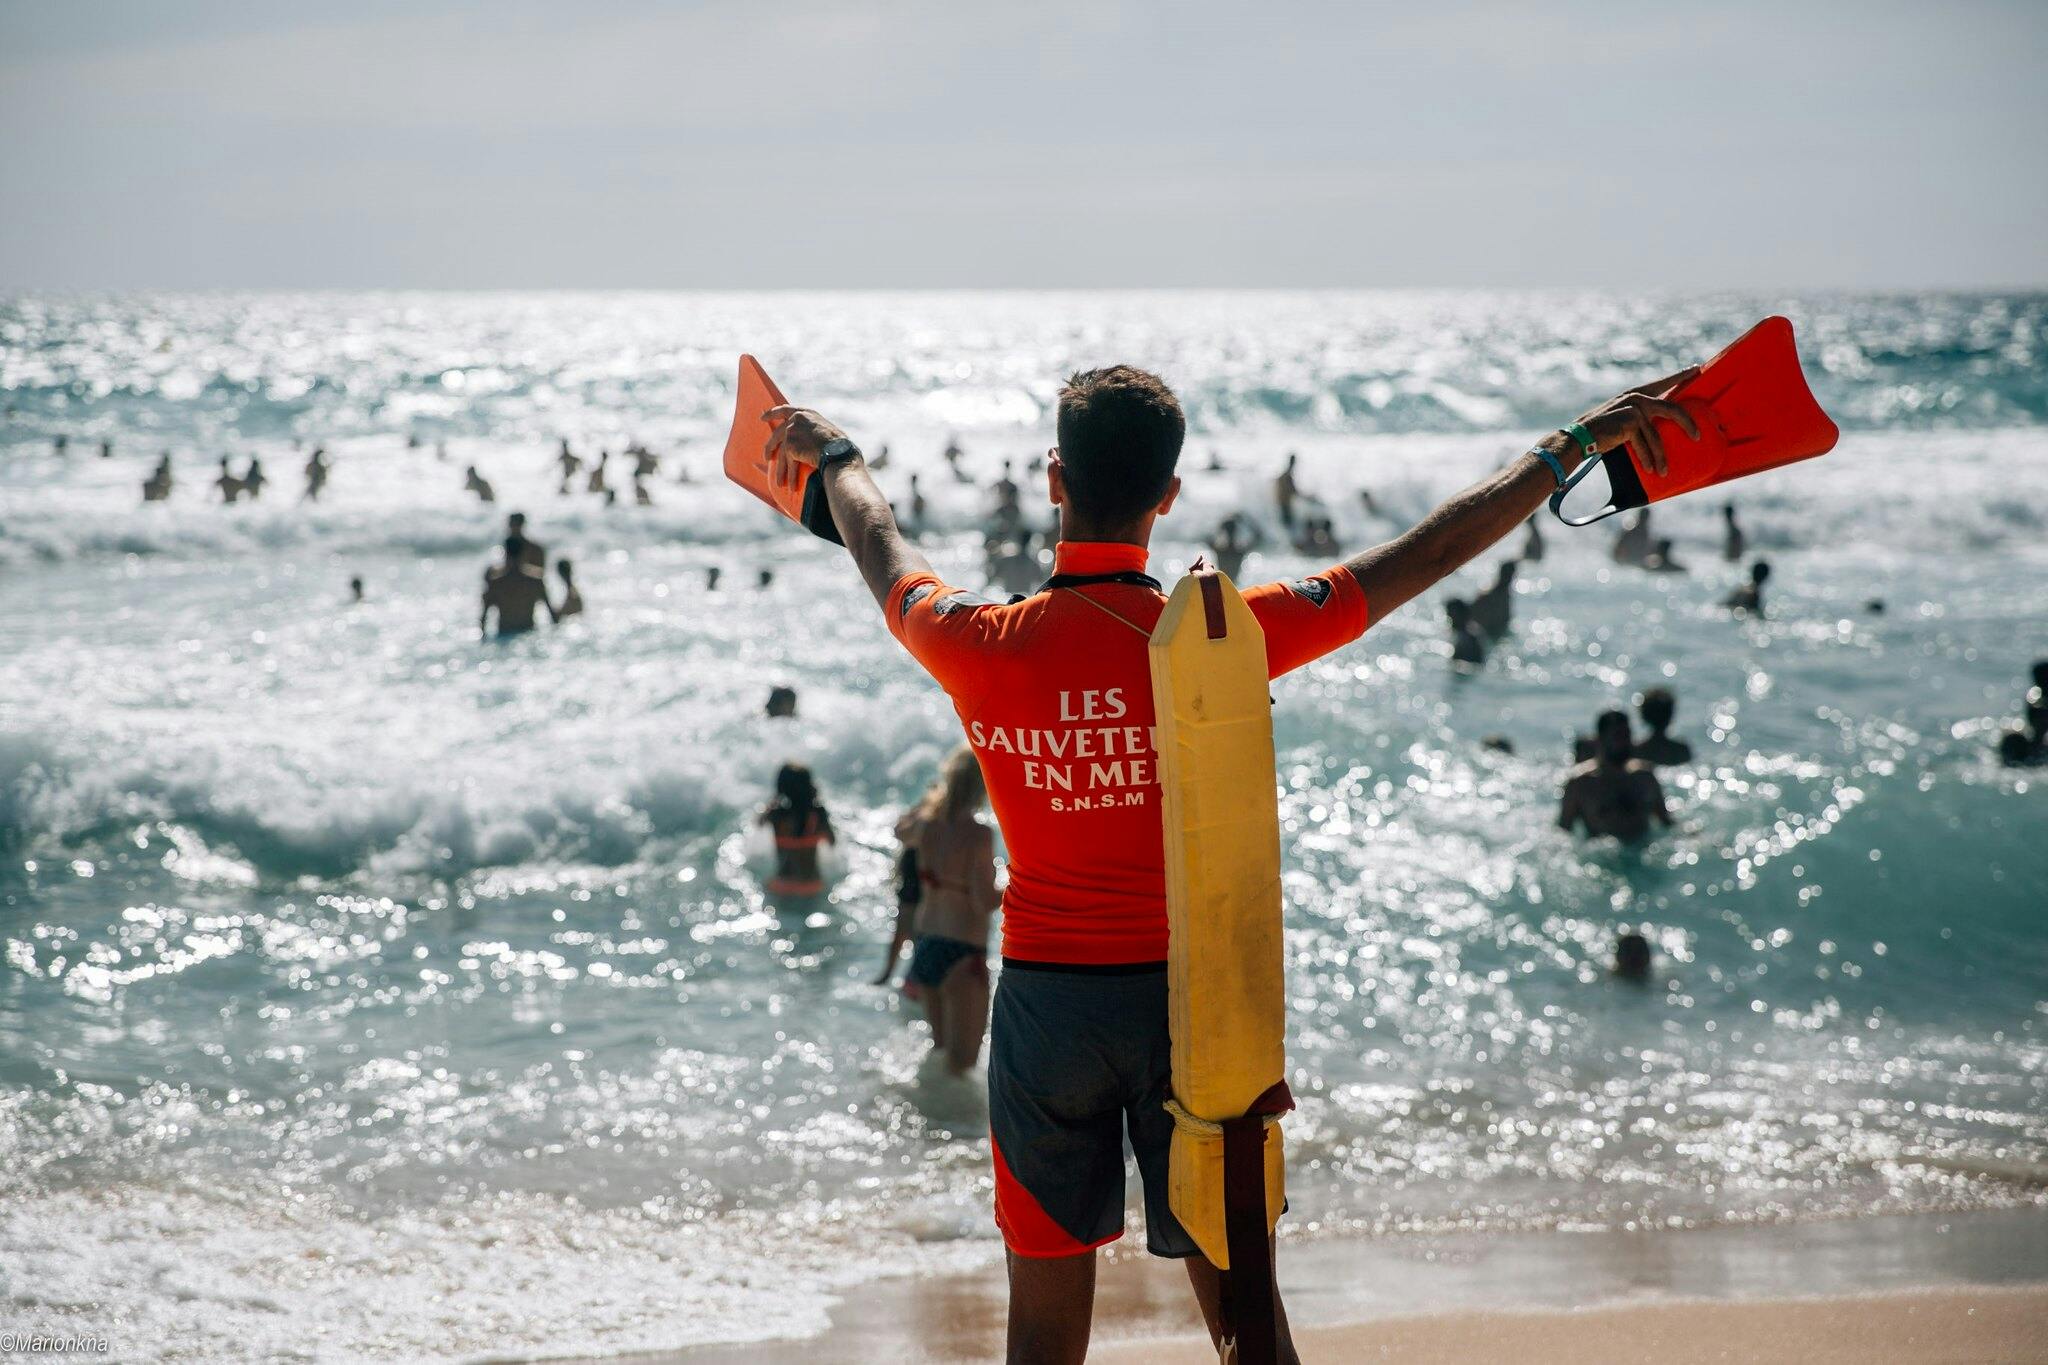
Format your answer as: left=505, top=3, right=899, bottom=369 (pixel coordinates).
left=1344, top=368, right=1700, bottom=621
left=761, top=405, right=935, bottom=610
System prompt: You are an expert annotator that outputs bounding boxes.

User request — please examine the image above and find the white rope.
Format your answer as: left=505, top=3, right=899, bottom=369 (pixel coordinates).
left=1163, top=1096, right=1287, bottom=1137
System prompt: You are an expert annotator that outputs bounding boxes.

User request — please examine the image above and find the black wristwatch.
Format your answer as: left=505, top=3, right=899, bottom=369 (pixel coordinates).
left=817, top=436, right=862, bottom=467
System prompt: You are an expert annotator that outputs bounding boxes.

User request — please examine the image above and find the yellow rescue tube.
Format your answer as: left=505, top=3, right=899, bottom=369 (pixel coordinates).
left=1148, top=568, right=1287, bottom=1270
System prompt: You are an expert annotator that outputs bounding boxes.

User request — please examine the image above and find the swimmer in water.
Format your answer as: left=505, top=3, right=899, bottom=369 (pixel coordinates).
left=1613, top=930, right=1653, bottom=982
left=1470, top=559, right=1516, bottom=639
left=1206, top=512, right=1262, bottom=580
left=349, top=575, right=365, bottom=604
left=1722, top=502, right=1746, bottom=563
left=765, top=684, right=797, bottom=719
left=1998, top=663, right=2048, bottom=767
left=586, top=450, right=610, bottom=495
left=1611, top=508, right=1652, bottom=567
left=1292, top=512, right=1340, bottom=557
left=984, top=533, right=1042, bottom=598
left=555, top=440, right=583, bottom=494
left=759, top=569, right=774, bottom=589
left=1632, top=686, right=1694, bottom=766
left=506, top=512, right=546, bottom=568
left=2000, top=700, right=2048, bottom=768
left=875, top=746, right=999, bottom=1075
left=908, top=472, right=929, bottom=531
left=1273, top=451, right=1302, bottom=529
left=240, top=457, right=267, bottom=501
left=1643, top=536, right=1687, bottom=573
left=704, top=566, right=721, bottom=592
left=634, top=472, right=654, bottom=506
left=464, top=465, right=496, bottom=503
left=1559, top=709, right=1672, bottom=842
left=554, top=558, right=583, bottom=619
left=142, top=452, right=173, bottom=503
left=992, top=460, right=1022, bottom=531
left=214, top=456, right=243, bottom=504
left=1446, top=597, right=1487, bottom=667
left=479, top=536, right=556, bottom=638
left=1521, top=514, right=1544, bottom=562
left=303, top=447, right=330, bottom=502
left=1724, top=559, right=1770, bottom=615
left=760, top=764, right=835, bottom=897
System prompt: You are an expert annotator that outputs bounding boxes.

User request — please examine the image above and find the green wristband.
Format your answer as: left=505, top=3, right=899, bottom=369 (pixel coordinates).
left=1561, top=422, right=1598, bottom=462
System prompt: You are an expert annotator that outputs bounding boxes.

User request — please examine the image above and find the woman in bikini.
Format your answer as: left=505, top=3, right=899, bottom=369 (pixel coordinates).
left=874, top=746, right=998, bottom=1075
left=760, top=763, right=835, bottom=897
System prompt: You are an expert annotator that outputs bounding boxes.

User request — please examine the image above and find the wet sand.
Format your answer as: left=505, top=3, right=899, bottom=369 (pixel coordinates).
left=650, top=1207, right=2048, bottom=1363
left=1093, top=1285, right=2048, bottom=1363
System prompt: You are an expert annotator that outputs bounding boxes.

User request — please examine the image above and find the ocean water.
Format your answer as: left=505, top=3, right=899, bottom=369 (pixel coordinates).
left=2, top=291, right=2044, bottom=1362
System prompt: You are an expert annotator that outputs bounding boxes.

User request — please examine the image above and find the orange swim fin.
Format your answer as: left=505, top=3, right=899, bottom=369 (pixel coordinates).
left=1551, top=316, right=1839, bottom=526
left=721, top=354, right=844, bottom=545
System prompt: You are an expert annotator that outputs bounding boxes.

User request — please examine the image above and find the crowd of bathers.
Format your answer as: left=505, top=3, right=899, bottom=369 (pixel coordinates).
left=113, top=428, right=699, bottom=511
left=48, top=422, right=2044, bottom=1070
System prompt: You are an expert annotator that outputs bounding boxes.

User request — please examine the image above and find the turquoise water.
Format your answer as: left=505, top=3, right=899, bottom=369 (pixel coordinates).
left=2, top=291, right=2044, bottom=1361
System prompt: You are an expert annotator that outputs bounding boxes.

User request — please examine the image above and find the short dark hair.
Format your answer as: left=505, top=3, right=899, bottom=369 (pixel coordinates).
left=1638, top=686, right=1676, bottom=731
left=1055, top=365, right=1184, bottom=526
left=1596, top=708, right=1632, bottom=740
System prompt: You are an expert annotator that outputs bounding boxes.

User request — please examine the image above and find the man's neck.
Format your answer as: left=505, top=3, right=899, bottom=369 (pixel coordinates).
left=1057, top=511, right=1154, bottom=548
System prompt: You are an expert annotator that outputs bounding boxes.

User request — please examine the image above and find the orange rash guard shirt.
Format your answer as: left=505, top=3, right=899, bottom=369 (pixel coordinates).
left=885, top=540, right=1369, bottom=965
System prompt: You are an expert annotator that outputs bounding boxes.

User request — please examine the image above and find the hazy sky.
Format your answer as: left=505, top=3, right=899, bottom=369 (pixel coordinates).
left=3, top=0, right=2043, bottom=289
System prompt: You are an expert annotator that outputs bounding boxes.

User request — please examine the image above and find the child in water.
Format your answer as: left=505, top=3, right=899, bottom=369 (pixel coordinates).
left=875, top=747, right=998, bottom=1075
left=760, top=764, right=834, bottom=897
left=554, top=558, right=582, bottom=619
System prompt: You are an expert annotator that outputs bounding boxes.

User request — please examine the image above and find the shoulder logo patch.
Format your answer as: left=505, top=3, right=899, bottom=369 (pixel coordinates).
left=1286, top=576, right=1334, bottom=608
left=932, top=588, right=1002, bottom=616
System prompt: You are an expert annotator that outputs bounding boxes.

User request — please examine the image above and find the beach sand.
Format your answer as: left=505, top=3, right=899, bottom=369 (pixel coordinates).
left=658, top=1209, right=2048, bottom=1363
left=1091, top=1286, right=2048, bottom=1363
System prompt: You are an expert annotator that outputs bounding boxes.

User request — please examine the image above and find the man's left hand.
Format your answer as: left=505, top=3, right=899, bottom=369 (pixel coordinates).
left=763, top=405, right=850, bottom=481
